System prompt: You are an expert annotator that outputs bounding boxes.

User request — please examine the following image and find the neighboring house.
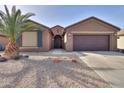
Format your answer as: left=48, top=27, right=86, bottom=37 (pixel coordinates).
left=0, top=33, right=8, bottom=51
left=0, top=34, right=8, bottom=46
left=117, top=30, right=124, bottom=50
left=0, top=16, right=120, bottom=51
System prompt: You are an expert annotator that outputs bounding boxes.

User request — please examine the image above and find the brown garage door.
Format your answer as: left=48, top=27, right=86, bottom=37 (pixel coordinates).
left=73, top=35, right=109, bottom=51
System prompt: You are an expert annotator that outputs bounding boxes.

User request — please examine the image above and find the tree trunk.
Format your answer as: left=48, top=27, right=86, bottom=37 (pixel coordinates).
left=3, top=40, right=19, bottom=59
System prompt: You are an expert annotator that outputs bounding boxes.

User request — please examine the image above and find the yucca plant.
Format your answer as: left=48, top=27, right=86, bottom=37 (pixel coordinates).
left=0, top=5, right=38, bottom=59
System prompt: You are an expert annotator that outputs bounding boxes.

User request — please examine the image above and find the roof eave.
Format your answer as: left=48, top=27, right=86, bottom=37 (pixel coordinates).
left=65, top=16, right=121, bottom=31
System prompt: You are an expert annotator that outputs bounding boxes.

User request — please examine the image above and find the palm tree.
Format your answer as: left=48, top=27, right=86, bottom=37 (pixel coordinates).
left=0, top=5, right=38, bottom=59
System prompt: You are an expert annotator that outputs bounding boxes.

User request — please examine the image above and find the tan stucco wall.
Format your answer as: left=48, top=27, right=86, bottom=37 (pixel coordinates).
left=0, top=36, right=8, bottom=45
left=66, top=19, right=118, bottom=32
left=64, top=32, right=73, bottom=51
left=65, top=19, right=118, bottom=51
left=117, top=36, right=124, bottom=50
left=109, top=34, right=117, bottom=51
left=20, top=29, right=52, bottom=52
left=47, top=31, right=52, bottom=50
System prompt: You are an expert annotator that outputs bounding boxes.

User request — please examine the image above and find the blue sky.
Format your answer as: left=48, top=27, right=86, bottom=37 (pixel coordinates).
left=0, top=5, right=124, bottom=28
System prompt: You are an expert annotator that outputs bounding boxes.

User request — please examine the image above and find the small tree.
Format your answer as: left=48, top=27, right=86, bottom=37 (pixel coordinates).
left=0, top=5, right=38, bottom=59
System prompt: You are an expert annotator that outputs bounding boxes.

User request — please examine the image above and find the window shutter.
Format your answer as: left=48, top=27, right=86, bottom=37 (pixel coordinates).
left=37, top=31, right=42, bottom=47
left=16, top=36, right=22, bottom=47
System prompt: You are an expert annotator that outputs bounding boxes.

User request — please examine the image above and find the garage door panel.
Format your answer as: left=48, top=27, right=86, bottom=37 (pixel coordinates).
left=73, top=35, right=109, bottom=51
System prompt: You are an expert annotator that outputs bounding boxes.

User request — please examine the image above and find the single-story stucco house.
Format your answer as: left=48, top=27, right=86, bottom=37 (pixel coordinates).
left=0, top=16, right=121, bottom=51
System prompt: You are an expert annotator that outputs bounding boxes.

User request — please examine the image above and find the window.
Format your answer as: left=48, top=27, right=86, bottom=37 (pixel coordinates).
left=22, top=32, right=37, bottom=47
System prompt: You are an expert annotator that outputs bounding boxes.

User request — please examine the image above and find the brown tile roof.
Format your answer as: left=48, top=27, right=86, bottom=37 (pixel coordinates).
left=28, top=20, right=50, bottom=30
left=65, top=16, right=120, bottom=30
left=28, top=20, right=53, bottom=35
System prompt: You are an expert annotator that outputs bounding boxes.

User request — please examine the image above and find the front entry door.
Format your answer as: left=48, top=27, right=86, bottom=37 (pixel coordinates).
left=54, top=35, right=62, bottom=48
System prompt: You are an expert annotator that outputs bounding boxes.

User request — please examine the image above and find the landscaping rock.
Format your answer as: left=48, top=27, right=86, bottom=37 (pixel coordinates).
left=12, top=56, right=20, bottom=60
left=11, top=55, right=29, bottom=60
left=23, top=55, right=29, bottom=58
left=0, top=57, right=7, bottom=62
left=72, top=59, right=77, bottom=63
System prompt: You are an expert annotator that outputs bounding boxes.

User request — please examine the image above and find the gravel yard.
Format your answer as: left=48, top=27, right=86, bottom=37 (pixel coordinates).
left=0, top=52, right=111, bottom=88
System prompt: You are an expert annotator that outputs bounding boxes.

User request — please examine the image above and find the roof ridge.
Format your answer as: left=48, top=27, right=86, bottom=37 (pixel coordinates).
left=51, top=25, right=64, bottom=28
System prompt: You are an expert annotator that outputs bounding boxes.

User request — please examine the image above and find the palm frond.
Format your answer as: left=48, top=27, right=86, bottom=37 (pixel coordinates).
left=4, top=5, right=10, bottom=19
left=0, top=10, right=6, bottom=21
left=20, top=13, right=35, bottom=22
left=12, top=5, right=16, bottom=16
left=0, top=5, right=39, bottom=43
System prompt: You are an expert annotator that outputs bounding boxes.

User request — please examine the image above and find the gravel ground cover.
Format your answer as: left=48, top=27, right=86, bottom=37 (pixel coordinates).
left=0, top=52, right=111, bottom=88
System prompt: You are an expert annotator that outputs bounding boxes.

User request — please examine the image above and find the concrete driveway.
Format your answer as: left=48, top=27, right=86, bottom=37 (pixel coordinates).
left=77, top=51, right=124, bottom=87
